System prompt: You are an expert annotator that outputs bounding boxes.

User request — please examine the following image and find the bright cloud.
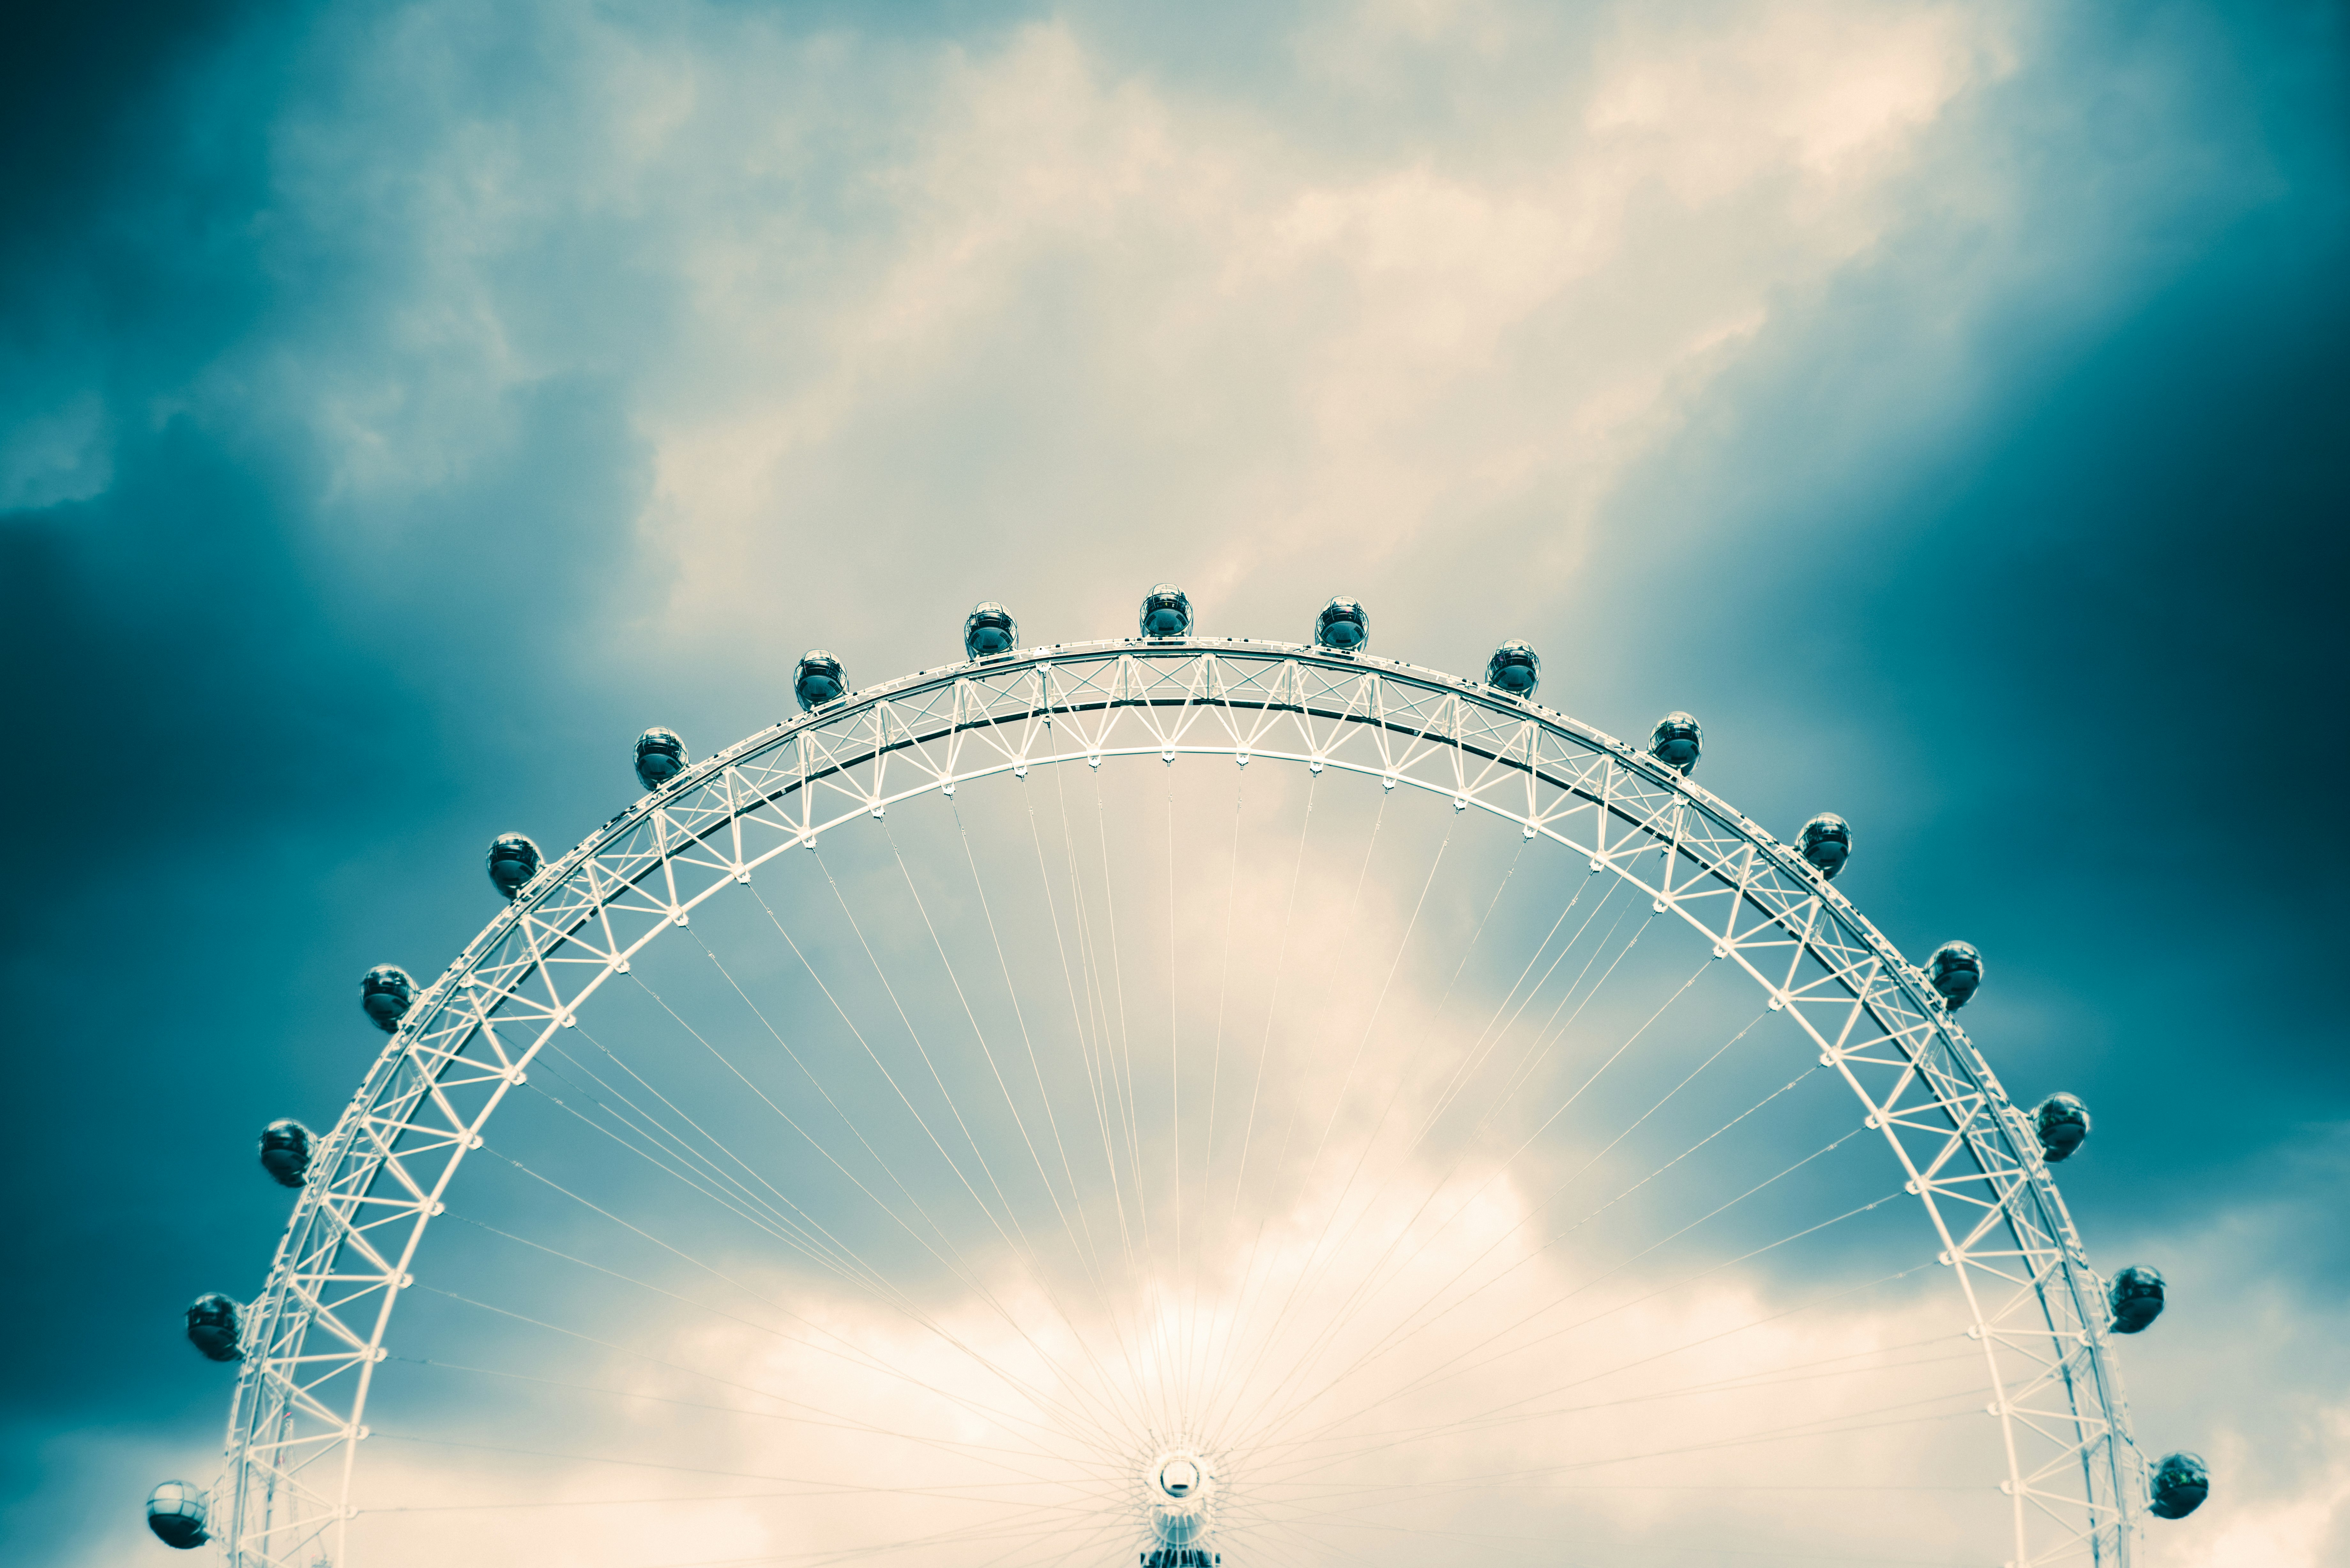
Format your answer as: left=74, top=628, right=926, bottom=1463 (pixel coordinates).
left=232, top=0, right=2204, bottom=675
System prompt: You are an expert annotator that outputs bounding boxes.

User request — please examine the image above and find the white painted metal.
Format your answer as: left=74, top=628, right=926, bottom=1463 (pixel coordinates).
left=218, top=637, right=2140, bottom=1567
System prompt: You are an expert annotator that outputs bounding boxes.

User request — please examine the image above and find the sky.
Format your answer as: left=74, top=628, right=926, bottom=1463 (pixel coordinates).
left=2, top=0, right=2346, bottom=1564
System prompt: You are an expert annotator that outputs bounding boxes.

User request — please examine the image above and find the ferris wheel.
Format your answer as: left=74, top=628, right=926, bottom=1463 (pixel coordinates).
left=147, top=587, right=2210, bottom=1568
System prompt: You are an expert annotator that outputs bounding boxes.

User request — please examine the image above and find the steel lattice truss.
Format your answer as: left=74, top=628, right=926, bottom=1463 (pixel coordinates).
left=221, top=639, right=2142, bottom=1568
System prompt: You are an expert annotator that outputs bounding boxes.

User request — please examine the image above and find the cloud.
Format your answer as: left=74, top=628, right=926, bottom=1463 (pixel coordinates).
left=2192, top=1441, right=2350, bottom=1568
left=632, top=3, right=2028, bottom=633
left=0, top=392, right=111, bottom=510
left=222, top=0, right=2102, bottom=677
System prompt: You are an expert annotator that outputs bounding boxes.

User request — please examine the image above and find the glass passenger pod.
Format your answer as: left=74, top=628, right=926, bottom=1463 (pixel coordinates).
left=1648, top=712, right=1703, bottom=775
left=1486, top=639, right=1541, bottom=697
left=485, top=832, right=542, bottom=900
left=1927, top=939, right=1982, bottom=1009
left=1313, top=596, right=1368, bottom=652
left=2150, top=1451, right=2210, bottom=1519
left=963, top=602, right=1019, bottom=660
left=360, top=963, right=416, bottom=1033
left=2032, top=1091, right=2091, bottom=1163
left=1797, top=812, right=1853, bottom=880
left=258, top=1118, right=314, bottom=1188
left=146, top=1481, right=209, bottom=1549
left=185, top=1293, right=243, bottom=1362
left=793, top=650, right=847, bottom=712
left=1139, top=583, right=1194, bottom=639
left=2108, top=1264, right=2166, bottom=1333
left=633, top=726, right=689, bottom=791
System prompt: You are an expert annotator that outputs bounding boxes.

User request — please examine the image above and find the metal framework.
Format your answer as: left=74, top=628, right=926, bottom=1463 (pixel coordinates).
left=219, top=638, right=2142, bottom=1567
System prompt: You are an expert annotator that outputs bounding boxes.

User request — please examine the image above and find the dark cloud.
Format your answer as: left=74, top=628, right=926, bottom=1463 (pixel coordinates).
left=1715, top=112, right=2350, bottom=1215
left=1556, top=0, right=2350, bottom=1220
left=0, top=0, right=268, bottom=268
left=0, top=13, right=656, bottom=1558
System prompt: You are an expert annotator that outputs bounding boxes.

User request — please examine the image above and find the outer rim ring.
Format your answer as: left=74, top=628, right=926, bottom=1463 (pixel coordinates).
left=220, top=637, right=2140, bottom=1568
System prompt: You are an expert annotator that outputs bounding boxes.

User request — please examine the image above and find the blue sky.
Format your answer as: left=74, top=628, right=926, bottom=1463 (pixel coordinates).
left=2, top=1, right=2345, bottom=1564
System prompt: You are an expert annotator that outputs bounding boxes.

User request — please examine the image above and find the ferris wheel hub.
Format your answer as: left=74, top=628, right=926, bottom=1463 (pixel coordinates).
left=1144, top=1446, right=1217, bottom=1549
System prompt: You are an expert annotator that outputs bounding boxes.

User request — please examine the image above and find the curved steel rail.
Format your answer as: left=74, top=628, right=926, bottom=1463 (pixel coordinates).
left=220, top=637, right=2140, bottom=1567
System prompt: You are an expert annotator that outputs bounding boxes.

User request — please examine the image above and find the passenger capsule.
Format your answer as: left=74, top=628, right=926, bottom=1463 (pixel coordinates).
left=2032, top=1092, right=2092, bottom=1163
left=2108, top=1265, right=2166, bottom=1333
left=1486, top=640, right=1541, bottom=697
left=185, top=1293, right=243, bottom=1363
left=360, top=963, right=415, bottom=1033
left=145, top=1481, right=209, bottom=1549
left=634, top=726, right=688, bottom=791
left=1798, top=813, right=1853, bottom=880
left=2149, top=1451, right=2209, bottom=1519
left=1648, top=712, right=1702, bottom=775
left=485, top=832, right=542, bottom=900
left=1313, top=596, right=1368, bottom=652
left=258, top=1119, right=314, bottom=1188
left=1139, top=583, right=1194, bottom=638
left=1927, top=940, right=1982, bottom=1009
left=964, top=602, right=1019, bottom=660
left=793, top=650, right=847, bottom=712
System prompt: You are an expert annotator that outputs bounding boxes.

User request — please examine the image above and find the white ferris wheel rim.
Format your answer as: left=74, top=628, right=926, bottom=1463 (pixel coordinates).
left=218, top=636, right=2142, bottom=1568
